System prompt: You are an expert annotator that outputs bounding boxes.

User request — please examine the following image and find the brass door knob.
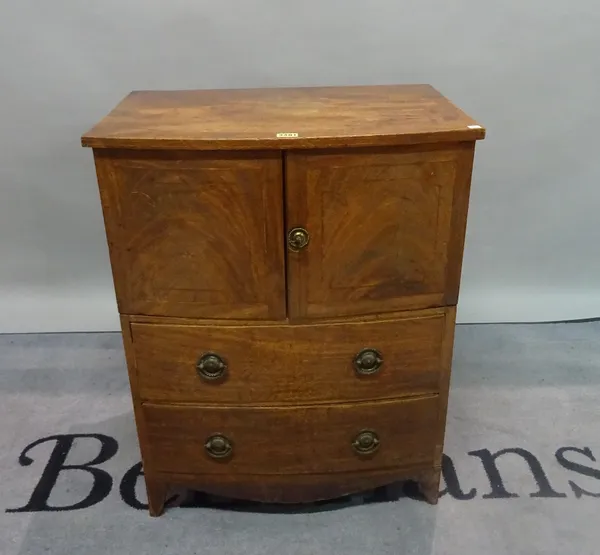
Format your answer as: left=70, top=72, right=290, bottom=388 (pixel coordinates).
left=353, top=348, right=383, bottom=376
left=288, top=227, right=310, bottom=251
left=352, top=430, right=380, bottom=455
left=196, top=352, right=227, bottom=381
left=204, top=434, right=233, bottom=459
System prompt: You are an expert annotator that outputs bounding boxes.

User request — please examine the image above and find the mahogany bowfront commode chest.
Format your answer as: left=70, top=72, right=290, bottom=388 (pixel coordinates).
left=82, top=84, right=485, bottom=516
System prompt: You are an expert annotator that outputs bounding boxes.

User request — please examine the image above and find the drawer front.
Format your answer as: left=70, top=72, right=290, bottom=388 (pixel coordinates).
left=142, top=395, right=439, bottom=475
left=131, top=308, right=453, bottom=404
left=285, top=143, right=475, bottom=318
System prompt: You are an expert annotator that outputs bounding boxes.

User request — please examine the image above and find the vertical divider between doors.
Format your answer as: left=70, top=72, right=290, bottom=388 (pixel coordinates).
left=281, top=150, right=290, bottom=319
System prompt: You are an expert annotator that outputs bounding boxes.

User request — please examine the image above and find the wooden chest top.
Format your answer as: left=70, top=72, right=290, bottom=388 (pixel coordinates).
left=81, top=84, right=485, bottom=151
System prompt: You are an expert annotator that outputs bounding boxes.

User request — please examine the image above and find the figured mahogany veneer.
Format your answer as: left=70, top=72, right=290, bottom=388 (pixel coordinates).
left=130, top=308, right=454, bottom=405
left=285, top=143, right=475, bottom=318
left=83, top=84, right=484, bottom=516
left=142, top=396, right=440, bottom=475
left=93, top=150, right=285, bottom=320
left=81, top=84, right=484, bottom=150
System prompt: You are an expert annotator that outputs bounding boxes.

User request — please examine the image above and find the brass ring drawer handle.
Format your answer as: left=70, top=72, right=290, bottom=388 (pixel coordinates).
left=353, top=348, right=383, bottom=376
left=352, top=429, right=380, bottom=456
left=196, top=352, right=227, bottom=381
left=204, top=434, right=233, bottom=459
left=288, top=227, right=310, bottom=251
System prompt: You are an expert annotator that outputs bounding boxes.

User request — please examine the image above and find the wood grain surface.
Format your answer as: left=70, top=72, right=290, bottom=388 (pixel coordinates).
left=157, top=465, right=439, bottom=505
left=84, top=84, right=483, bottom=514
left=128, top=306, right=444, bottom=326
left=119, top=314, right=166, bottom=516
left=94, top=149, right=286, bottom=319
left=443, top=143, right=477, bottom=305
left=81, top=84, right=485, bottom=150
left=434, top=305, right=457, bottom=464
left=142, top=395, right=439, bottom=475
left=130, top=308, right=451, bottom=404
left=286, top=143, right=474, bottom=318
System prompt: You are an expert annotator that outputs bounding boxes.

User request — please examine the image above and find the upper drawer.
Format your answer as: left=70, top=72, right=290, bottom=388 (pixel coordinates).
left=285, top=143, right=475, bottom=318
left=94, top=150, right=286, bottom=320
left=129, top=308, right=454, bottom=405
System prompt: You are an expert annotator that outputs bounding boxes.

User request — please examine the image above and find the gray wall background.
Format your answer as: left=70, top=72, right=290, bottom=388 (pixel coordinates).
left=1, top=0, right=599, bottom=333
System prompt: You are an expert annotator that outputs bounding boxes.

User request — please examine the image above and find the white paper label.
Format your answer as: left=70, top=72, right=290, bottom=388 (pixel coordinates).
left=276, top=132, right=299, bottom=138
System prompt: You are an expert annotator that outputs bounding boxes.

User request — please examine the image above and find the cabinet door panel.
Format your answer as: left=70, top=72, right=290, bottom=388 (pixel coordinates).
left=94, top=150, right=285, bottom=319
left=285, top=144, right=475, bottom=319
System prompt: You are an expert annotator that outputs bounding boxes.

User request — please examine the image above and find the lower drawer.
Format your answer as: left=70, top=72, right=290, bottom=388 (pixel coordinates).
left=142, top=395, right=440, bottom=475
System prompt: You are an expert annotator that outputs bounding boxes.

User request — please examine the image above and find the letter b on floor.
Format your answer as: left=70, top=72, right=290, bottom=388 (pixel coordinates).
left=7, top=434, right=118, bottom=512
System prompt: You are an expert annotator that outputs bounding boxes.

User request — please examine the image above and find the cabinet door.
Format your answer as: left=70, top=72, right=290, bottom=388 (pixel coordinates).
left=285, top=144, right=475, bottom=319
left=95, top=150, right=285, bottom=319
